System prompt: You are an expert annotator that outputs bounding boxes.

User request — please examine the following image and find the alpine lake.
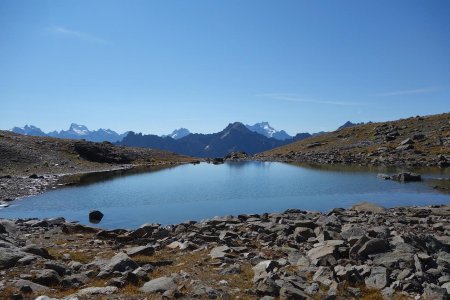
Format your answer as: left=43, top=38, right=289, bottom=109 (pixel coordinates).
left=2, top=161, right=450, bottom=229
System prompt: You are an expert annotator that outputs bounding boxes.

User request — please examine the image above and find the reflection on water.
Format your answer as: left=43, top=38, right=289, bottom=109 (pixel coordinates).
left=2, top=161, right=450, bottom=229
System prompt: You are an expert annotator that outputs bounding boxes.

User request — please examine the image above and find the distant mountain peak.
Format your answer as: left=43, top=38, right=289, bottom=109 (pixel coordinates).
left=165, top=128, right=191, bottom=139
left=68, top=123, right=89, bottom=135
left=11, top=123, right=128, bottom=143
left=245, top=122, right=292, bottom=140
left=337, top=121, right=365, bottom=130
left=11, top=125, right=47, bottom=137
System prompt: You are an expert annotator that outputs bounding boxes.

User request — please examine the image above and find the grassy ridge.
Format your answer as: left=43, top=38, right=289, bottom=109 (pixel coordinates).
left=256, top=112, right=450, bottom=167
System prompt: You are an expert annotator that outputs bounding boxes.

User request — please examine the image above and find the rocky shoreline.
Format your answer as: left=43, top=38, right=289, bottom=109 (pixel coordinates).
left=1, top=203, right=450, bottom=299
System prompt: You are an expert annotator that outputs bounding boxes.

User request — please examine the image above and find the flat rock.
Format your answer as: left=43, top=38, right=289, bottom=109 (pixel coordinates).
left=209, top=245, right=231, bottom=259
left=125, top=245, right=154, bottom=257
left=365, top=266, right=388, bottom=289
left=350, top=202, right=385, bottom=213
left=140, top=276, right=177, bottom=293
left=68, top=286, right=118, bottom=297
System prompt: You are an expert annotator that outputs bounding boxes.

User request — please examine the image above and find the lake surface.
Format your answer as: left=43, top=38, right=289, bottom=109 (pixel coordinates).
left=1, top=162, right=450, bottom=229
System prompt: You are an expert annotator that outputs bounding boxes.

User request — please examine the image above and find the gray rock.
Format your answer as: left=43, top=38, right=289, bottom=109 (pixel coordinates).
left=44, top=261, right=67, bottom=276
left=32, top=269, right=61, bottom=286
left=220, top=263, right=241, bottom=275
left=437, top=251, right=450, bottom=270
left=21, top=244, right=52, bottom=259
left=132, top=267, right=149, bottom=281
left=209, top=245, right=231, bottom=259
left=350, top=202, right=385, bottom=213
left=279, top=283, right=311, bottom=299
left=0, top=248, right=27, bottom=269
left=349, top=235, right=370, bottom=258
left=307, top=240, right=343, bottom=265
left=357, top=238, right=389, bottom=257
left=191, top=284, right=218, bottom=298
left=400, top=138, right=414, bottom=145
left=294, top=227, right=315, bottom=240
left=305, top=282, right=320, bottom=295
left=13, top=279, right=48, bottom=292
left=372, top=251, right=414, bottom=269
left=97, top=252, right=138, bottom=278
left=422, top=284, right=448, bottom=300
left=365, top=266, right=388, bottom=289
left=68, top=286, right=118, bottom=297
left=390, top=172, right=421, bottom=182
left=340, top=226, right=366, bottom=244
left=125, top=245, right=154, bottom=257
left=442, top=282, right=450, bottom=294
left=313, top=266, right=334, bottom=286
left=253, top=260, right=278, bottom=282
left=61, top=273, right=89, bottom=288
left=34, top=296, right=59, bottom=300
left=140, top=276, right=177, bottom=293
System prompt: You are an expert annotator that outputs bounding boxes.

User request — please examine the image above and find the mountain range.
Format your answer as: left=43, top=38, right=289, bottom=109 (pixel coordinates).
left=9, top=121, right=361, bottom=158
left=119, top=122, right=312, bottom=157
left=11, top=123, right=129, bottom=143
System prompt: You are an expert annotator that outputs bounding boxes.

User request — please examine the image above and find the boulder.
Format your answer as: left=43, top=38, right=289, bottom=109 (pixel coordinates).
left=253, top=260, right=278, bottom=282
left=140, top=276, right=177, bottom=293
left=89, top=210, right=104, bottom=223
left=365, top=266, right=388, bottom=289
left=21, top=244, right=53, bottom=259
left=372, top=252, right=414, bottom=269
left=357, top=238, right=389, bottom=257
left=390, top=172, right=421, bottom=182
left=97, top=252, right=138, bottom=278
left=307, top=240, right=343, bottom=265
left=61, top=273, right=89, bottom=288
left=13, top=279, right=48, bottom=293
left=0, top=248, right=27, bottom=269
left=32, top=269, right=61, bottom=286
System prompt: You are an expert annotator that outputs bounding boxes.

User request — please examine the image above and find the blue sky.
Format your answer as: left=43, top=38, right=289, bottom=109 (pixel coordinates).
left=1, top=0, right=449, bottom=135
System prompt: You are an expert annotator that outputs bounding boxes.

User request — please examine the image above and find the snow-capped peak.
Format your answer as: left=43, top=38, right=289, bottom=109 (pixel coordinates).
left=245, top=122, right=292, bottom=140
left=69, top=123, right=90, bottom=135
left=165, top=128, right=191, bottom=139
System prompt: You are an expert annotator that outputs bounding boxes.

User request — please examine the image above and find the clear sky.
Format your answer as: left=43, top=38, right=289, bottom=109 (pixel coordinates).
left=1, top=0, right=450, bottom=135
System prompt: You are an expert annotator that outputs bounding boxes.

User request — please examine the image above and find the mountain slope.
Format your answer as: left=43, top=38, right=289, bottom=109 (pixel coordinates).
left=256, top=113, right=450, bottom=167
left=120, top=122, right=293, bottom=157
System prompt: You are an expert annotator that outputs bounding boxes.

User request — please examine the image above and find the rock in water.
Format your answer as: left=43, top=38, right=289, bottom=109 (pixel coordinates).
left=89, top=210, right=104, bottom=224
left=390, top=172, right=421, bottom=182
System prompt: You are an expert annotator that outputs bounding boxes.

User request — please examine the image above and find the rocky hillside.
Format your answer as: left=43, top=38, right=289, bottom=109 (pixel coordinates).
left=0, top=130, right=195, bottom=203
left=256, top=113, right=450, bottom=168
left=0, top=130, right=193, bottom=176
left=1, top=203, right=449, bottom=299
